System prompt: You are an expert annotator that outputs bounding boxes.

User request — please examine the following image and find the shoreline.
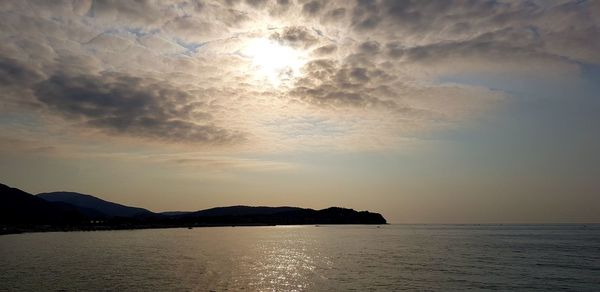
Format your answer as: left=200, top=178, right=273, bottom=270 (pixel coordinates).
left=0, top=222, right=388, bottom=236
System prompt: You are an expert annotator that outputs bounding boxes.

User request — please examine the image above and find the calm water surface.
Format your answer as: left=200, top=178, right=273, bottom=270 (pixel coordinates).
left=1, top=225, right=599, bottom=291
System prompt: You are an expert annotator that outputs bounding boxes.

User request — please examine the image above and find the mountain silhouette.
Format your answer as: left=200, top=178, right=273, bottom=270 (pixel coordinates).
left=174, top=206, right=386, bottom=225
left=1, top=182, right=386, bottom=234
left=185, top=205, right=305, bottom=217
left=37, top=192, right=154, bottom=218
left=0, top=183, right=84, bottom=224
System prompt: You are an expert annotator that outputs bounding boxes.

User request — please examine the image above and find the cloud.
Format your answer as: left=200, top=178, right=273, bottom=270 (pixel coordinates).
left=313, top=44, right=337, bottom=55
left=357, top=41, right=380, bottom=54
left=86, top=0, right=170, bottom=28
left=0, top=56, right=44, bottom=86
left=166, top=155, right=297, bottom=172
left=291, top=57, right=401, bottom=110
left=245, top=0, right=269, bottom=9
left=270, top=26, right=319, bottom=48
left=32, top=71, right=243, bottom=144
left=0, top=0, right=597, bottom=153
left=302, top=1, right=323, bottom=16
left=322, top=7, right=346, bottom=23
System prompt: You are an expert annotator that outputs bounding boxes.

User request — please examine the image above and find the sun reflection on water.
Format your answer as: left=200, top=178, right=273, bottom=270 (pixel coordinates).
left=247, top=239, right=319, bottom=291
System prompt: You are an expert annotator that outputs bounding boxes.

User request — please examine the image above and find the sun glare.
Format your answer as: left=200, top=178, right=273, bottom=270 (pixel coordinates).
left=243, top=38, right=306, bottom=85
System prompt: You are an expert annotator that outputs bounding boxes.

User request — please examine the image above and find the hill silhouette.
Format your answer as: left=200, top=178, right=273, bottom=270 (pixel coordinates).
left=1, top=182, right=386, bottom=234
left=186, top=206, right=305, bottom=217
left=37, top=192, right=154, bottom=218
left=172, top=206, right=386, bottom=225
left=0, top=183, right=84, bottom=224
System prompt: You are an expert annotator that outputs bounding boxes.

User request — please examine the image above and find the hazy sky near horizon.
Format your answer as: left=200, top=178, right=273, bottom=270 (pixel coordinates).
left=1, top=0, right=599, bottom=223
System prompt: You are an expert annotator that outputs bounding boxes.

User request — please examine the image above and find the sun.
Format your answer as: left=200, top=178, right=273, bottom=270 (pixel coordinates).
left=242, top=38, right=306, bottom=85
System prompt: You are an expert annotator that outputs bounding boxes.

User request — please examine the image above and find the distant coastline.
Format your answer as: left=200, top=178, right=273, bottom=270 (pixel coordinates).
left=1, top=222, right=387, bottom=236
left=1, top=183, right=387, bottom=235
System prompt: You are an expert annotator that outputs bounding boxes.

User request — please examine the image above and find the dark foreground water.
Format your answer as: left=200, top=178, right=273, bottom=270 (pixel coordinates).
left=1, top=225, right=599, bottom=291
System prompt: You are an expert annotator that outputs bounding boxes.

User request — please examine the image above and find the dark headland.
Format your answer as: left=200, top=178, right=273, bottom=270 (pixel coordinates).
left=0, top=183, right=386, bottom=235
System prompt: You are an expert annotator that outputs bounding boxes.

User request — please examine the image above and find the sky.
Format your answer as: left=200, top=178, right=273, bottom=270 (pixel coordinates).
left=0, top=0, right=599, bottom=223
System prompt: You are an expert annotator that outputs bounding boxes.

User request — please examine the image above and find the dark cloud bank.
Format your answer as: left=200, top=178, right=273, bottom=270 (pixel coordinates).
left=0, top=56, right=242, bottom=144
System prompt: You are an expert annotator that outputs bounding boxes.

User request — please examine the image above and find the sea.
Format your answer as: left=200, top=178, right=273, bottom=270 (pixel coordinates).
left=1, top=224, right=598, bottom=291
